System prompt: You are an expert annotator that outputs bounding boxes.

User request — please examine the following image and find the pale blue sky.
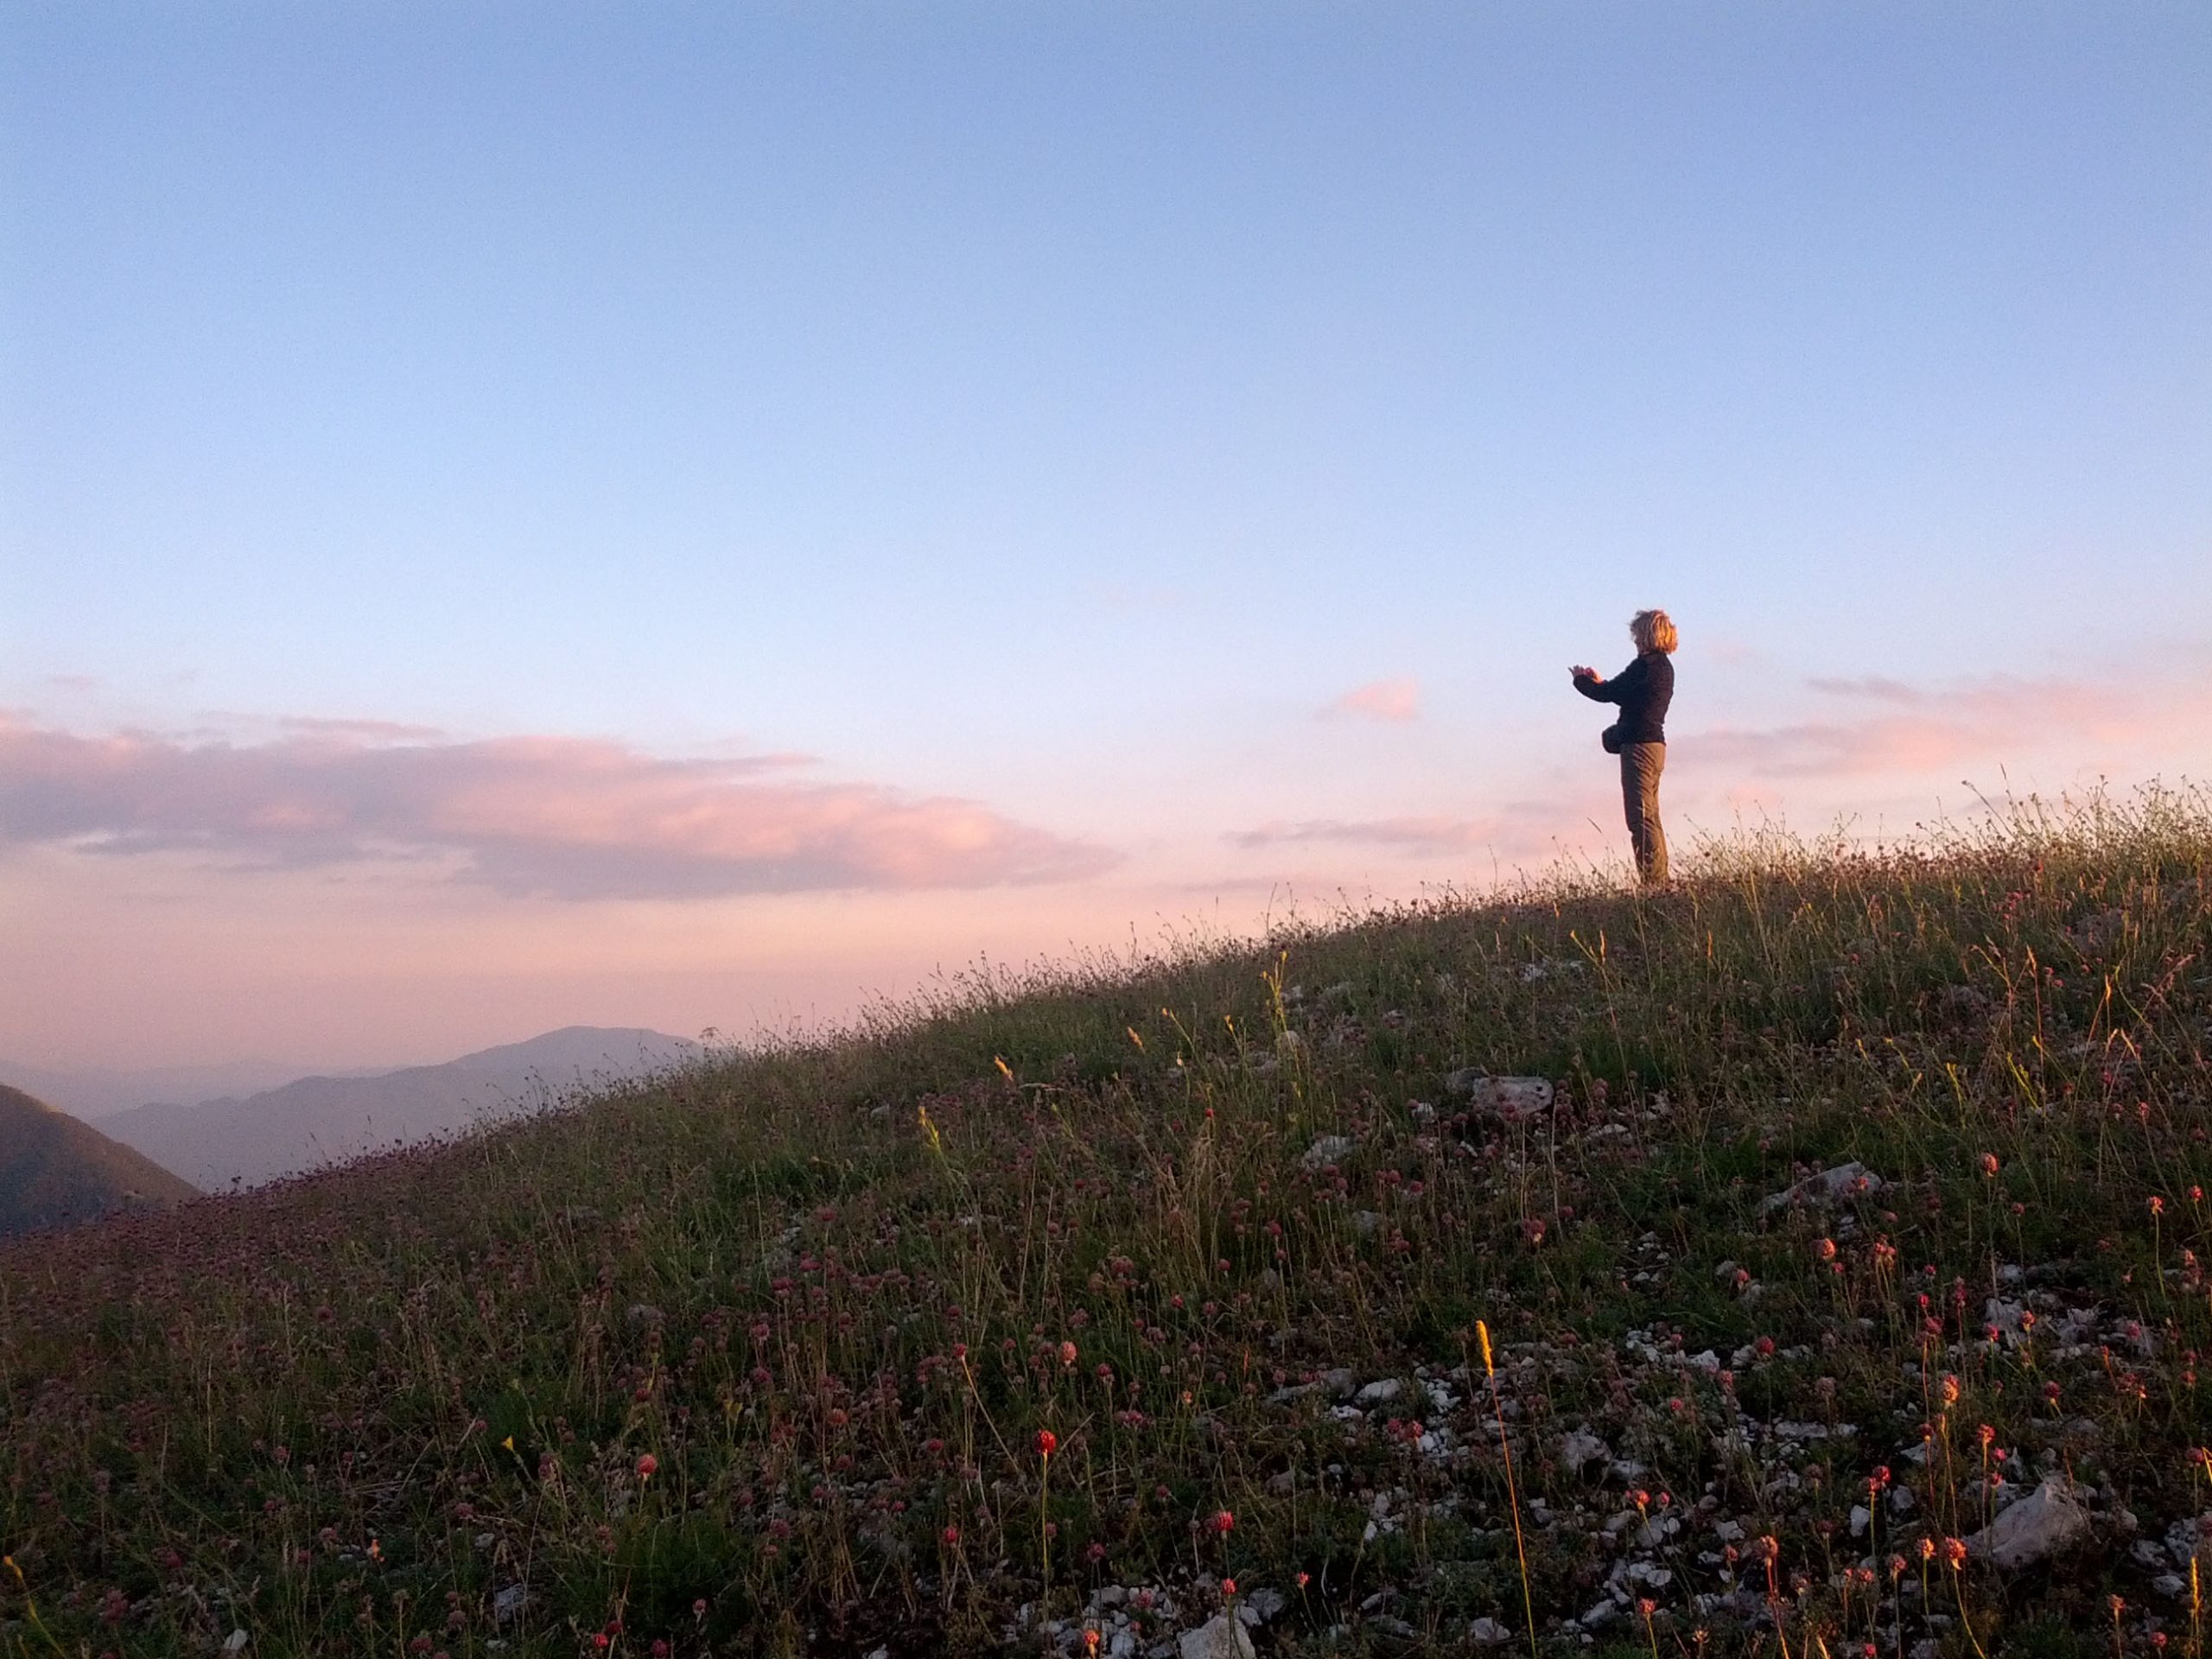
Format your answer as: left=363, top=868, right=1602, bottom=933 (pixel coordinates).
left=3, top=3, right=2210, bottom=1067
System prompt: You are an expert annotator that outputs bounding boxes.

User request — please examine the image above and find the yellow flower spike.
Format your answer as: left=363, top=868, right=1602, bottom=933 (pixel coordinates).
left=994, top=1056, right=1014, bottom=1082
left=1127, top=1026, right=1144, bottom=1051
left=1477, top=1319, right=1496, bottom=1378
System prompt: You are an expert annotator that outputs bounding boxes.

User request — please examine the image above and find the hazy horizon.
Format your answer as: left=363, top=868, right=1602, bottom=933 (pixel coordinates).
left=6, top=3, right=2209, bottom=1073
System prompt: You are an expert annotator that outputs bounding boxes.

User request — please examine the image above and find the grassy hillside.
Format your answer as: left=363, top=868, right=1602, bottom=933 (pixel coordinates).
left=0, top=1083, right=199, bottom=1237
left=4, top=791, right=2211, bottom=1658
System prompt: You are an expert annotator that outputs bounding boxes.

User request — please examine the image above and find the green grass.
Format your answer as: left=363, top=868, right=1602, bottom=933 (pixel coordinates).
left=6, top=785, right=2212, bottom=1656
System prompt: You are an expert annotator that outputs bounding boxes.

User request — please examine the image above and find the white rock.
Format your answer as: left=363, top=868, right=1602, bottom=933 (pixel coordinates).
left=1301, top=1135, right=1356, bottom=1171
left=1178, top=1614, right=1255, bottom=1659
left=1470, top=1616, right=1513, bottom=1645
left=1560, top=1430, right=1611, bottom=1476
left=1357, top=1378, right=1405, bottom=1407
left=493, top=1585, right=528, bottom=1624
left=1964, top=1478, right=2094, bottom=1570
left=223, top=1635, right=249, bottom=1655
left=1446, top=1073, right=1554, bottom=1116
left=1985, top=1299, right=2029, bottom=1346
left=1242, top=1588, right=1287, bottom=1623
left=1758, top=1161, right=1884, bottom=1217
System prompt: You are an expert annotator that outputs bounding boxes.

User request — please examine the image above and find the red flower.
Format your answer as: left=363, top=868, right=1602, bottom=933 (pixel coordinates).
left=1035, top=1429, right=1058, bottom=1459
left=635, top=1453, right=658, bottom=1480
left=1211, top=1509, right=1235, bottom=1535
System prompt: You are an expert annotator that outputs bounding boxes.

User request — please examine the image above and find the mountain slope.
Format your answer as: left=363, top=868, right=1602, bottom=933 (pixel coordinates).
left=4, top=794, right=2209, bottom=1654
left=98, top=1026, right=697, bottom=1189
left=0, top=1082, right=200, bottom=1236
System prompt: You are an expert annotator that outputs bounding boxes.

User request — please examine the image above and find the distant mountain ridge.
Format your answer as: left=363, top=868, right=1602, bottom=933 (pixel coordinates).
left=0, top=1083, right=200, bottom=1237
left=97, top=1027, right=699, bottom=1192
left=0, top=1056, right=360, bottom=1121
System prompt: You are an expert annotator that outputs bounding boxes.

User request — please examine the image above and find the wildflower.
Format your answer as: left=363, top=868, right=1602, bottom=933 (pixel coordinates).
left=1211, top=1509, right=1235, bottom=1535
left=635, top=1453, right=657, bottom=1481
left=1222, top=1578, right=1236, bottom=1598
left=1979, top=1153, right=1999, bottom=1177
left=943, top=1525, right=960, bottom=1545
left=1037, top=1428, right=1057, bottom=1459
left=1059, top=1340, right=1078, bottom=1367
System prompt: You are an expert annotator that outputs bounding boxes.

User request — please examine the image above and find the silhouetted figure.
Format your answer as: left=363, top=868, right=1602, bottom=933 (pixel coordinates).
left=1572, top=609, right=1676, bottom=884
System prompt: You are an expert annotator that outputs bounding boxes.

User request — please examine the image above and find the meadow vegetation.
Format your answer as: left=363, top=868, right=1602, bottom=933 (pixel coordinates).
left=6, top=787, right=2212, bottom=1657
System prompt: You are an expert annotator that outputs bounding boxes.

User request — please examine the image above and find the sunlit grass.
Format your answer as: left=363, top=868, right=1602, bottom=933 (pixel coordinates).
left=4, top=784, right=2211, bottom=1656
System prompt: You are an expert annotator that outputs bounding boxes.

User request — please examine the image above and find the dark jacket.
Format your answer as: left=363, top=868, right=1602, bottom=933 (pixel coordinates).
left=1575, top=651, right=1674, bottom=745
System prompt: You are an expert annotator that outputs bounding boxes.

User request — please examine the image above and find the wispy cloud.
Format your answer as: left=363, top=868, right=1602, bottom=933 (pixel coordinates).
left=1319, top=677, right=1420, bottom=723
left=0, top=716, right=1115, bottom=899
left=1803, top=675, right=1925, bottom=704
left=1700, top=673, right=2172, bottom=779
left=1229, top=805, right=1563, bottom=857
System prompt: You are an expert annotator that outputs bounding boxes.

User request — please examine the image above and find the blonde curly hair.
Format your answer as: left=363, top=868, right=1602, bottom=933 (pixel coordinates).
left=1630, top=609, right=1677, bottom=654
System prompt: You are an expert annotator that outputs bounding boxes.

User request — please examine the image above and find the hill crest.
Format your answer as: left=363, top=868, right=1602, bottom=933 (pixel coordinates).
left=0, top=1082, right=200, bottom=1236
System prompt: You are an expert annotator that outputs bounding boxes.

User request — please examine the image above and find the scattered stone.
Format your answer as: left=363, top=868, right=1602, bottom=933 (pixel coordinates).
left=493, top=1586, right=528, bottom=1624
left=1445, top=1073, right=1554, bottom=1116
left=1560, top=1430, right=1611, bottom=1477
left=1178, top=1613, right=1255, bottom=1659
left=1352, top=1211, right=1383, bottom=1236
left=1469, top=1617, right=1513, bottom=1646
left=1357, top=1378, right=1405, bottom=1407
left=1758, top=1162, right=1884, bottom=1217
left=223, top=1635, right=248, bottom=1655
left=1241, top=1588, right=1287, bottom=1624
left=1300, top=1135, right=1357, bottom=1171
left=1984, top=1299, right=2028, bottom=1346
left=1964, top=1478, right=2094, bottom=1570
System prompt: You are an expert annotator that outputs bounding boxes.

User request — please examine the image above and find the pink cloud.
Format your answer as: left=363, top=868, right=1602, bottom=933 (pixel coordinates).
left=1229, top=802, right=1566, bottom=857
left=1802, top=675, right=1924, bottom=704
left=1320, top=677, right=1421, bottom=723
left=0, top=716, right=1115, bottom=899
left=1698, top=673, right=2176, bottom=779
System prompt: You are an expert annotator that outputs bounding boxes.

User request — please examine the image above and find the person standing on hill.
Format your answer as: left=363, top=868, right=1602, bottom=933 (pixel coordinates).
left=1571, top=608, right=1677, bottom=885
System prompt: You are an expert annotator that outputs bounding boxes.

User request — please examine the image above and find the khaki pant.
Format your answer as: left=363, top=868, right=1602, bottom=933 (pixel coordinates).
left=1620, top=742, right=1668, bottom=884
